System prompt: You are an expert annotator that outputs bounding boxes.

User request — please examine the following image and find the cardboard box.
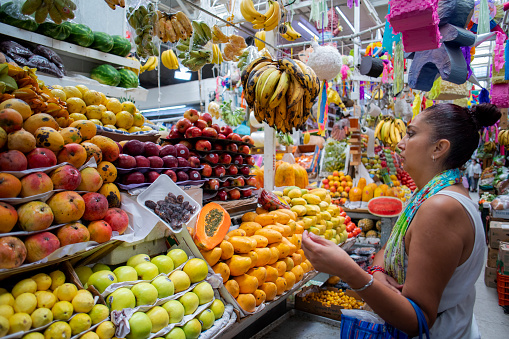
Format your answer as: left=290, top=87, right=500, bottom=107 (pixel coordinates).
left=491, top=209, right=509, bottom=220
left=489, top=221, right=509, bottom=249
left=497, top=241, right=509, bottom=275
left=485, top=265, right=498, bottom=288
left=294, top=285, right=364, bottom=321
left=488, top=247, right=499, bottom=268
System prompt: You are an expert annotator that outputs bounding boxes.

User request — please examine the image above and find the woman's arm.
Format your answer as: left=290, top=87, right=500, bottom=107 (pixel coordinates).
left=371, top=243, right=404, bottom=293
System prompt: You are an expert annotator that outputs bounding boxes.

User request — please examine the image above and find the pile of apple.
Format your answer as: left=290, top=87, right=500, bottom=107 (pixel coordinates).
left=82, top=250, right=227, bottom=339
left=0, top=190, right=130, bottom=269
left=115, top=139, right=204, bottom=185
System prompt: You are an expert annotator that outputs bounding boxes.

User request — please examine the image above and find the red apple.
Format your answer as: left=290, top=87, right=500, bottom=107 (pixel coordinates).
left=227, top=133, right=242, bottom=141
left=214, top=165, right=226, bottom=177
left=188, top=170, right=201, bottom=180
left=159, top=145, right=177, bottom=157
left=221, top=180, right=231, bottom=187
left=148, top=156, right=164, bottom=168
left=218, top=134, right=226, bottom=140
left=242, top=135, right=255, bottom=145
left=194, top=119, right=207, bottom=130
left=168, top=129, right=183, bottom=139
left=239, top=166, right=250, bottom=175
left=26, top=148, right=57, bottom=169
left=211, top=124, right=221, bottom=134
left=219, top=153, right=232, bottom=164
left=188, top=156, right=200, bottom=168
left=185, top=126, right=202, bottom=138
left=202, top=127, right=218, bottom=138
left=178, top=140, right=193, bottom=150
left=188, top=151, right=198, bottom=158
left=239, top=145, right=250, bottom=155
left=175, top=144, right=189, bottom=159
left=201, top=113, right=213, bottom=126
left=177, top=171, right=189, bottom=182
left=206, top=179, right=220, bottom=190
left=201, top=164, right=212, bottom=177
left=226, top=143, right=238, bottom=153
left=162, top=155, right=178, bottom=168
left=242, top=189, right=253, bottom=197
left=204, top=153, right=219, bottom=164
left=116, top=142, right=123, bottom=154
left=134, top=155, right=150, bottom=168
left=245, top=156, right=255, bottom=166
left=227, top=165, right=238, bottom=175
left=117, top=154, right=137, bottom=168
left=246, top=177, right=257, bottom=186
left=123, top=140, right=145, bottom=156
left=220, top=126, right=233, bottom=136
left=195, top=140, right=212, bottom=152
left=176, top=118, right=192, bottom=134
left=232, top=177, right=245, bottom=186
left=145, top=171, right=160, bottom=183
left=183, top=109, right=200, bottom=123
left=144, top=142, right=160, bottom=157
left=177, top=157, right=190, bottom=167
left=163, top=169, right=177, bottom=182
left=228, top=188, right=241, bottom=200
left=123, top=172, right=145, bottom=184
left=213, top=143, right=224, bottom=151
left=216, top=190, right=227, bottom=201
left=232, top=155, right=243, bottom=165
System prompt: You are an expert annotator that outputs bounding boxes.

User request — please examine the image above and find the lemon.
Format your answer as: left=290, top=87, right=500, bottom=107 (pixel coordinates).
left=0, top=305, right=13, bottom=319
left=8, top=313, right=31, bottom=334
left=81, top=332, right=99, bottom=339
left=52, top=84, right=63, bottom=90
left=32, top=273, right=52, bottom=291
left=88, top=304, right=109, bottom=325
left=303, top=132, right=310, bottom=144
left=132, top=113, right=145, bottom=127
left=86, top=105, right=103, bottom=120
left=69, top=113, right=88, bottom=121
left=51, top=301, right=73, bottom=321
left=23, top=333, right=45, bottom=339
left=12, top=279, right=37, bottom=298
left=128, top=126, right=141, bottom=133
left=106, top=99, right=122, bottom=113
left=56, top=283, right=78, bottom=302
left=96, top=321, right=115, bottom=339
left=67, top=97, right=87, bottom=114
left=101, top=111, right=116, bottom=125
left=75, top=266, right=93, bottom=286
left=83, top=90, right=102, bottom=106
left=75, top=85, right=89, bottom=96
left=115, top=111, right=133, bottom=129
left=14, top=293, right=37, bottom=314
left=99, top=92, right=108, bottom=105
left=0, top=291, right=14, bottom=307
left=98, top=104, right=107, bottom=113
left=63, top=86, right=82, bottom=99
left=121, top=101, right=136, bottom=114
left=0, top=315, right=8, bottom=336
left=72, top=290, right=94, bottom=313
left=44, top=321, right=71, bottom=339
left=90, top=119, right=103, bottom=126
left=69, top=313, right=91, bottom=335
left=31, top=308, right=53, bottom=328
left=51, top=268, right=69, bottom=288
left=51, top=89, right=66, bottom=101
left=141, top=126, right=152, bottom=132
left=35, top=291, right=57, bottom=309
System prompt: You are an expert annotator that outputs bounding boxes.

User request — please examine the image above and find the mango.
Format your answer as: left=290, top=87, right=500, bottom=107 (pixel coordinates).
left=326, top=221, right=334, bottom=230
left=291, top=205, right=307, bottom=217
left=315, top=224, right=326, bottom=234
left=310, top=189, right=327, bottom=200
left=303, top=216, right=317, bottom=226
left=320, top=211, right=332, bottom=221
left=287, top=189, right=302, bottom=199
left=302, top=194, right=321, bottom=205
left=305, top=205, right=320, bottom=216
left=283, top=186, right=300, bottom=196
left=291, top=198, right=307, bottom=206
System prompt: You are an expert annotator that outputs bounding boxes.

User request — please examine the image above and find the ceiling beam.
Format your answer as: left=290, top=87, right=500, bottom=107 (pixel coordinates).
left=370, top=0, right=389, bottom=7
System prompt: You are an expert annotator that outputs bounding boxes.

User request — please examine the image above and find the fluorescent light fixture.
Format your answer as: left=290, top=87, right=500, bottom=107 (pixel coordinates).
left=336, top=7, right=355, bottom=32
left=175, top=71, right=192, bottom=81
left=297, top=22, right=318, bottom=39
left=141, top=105, right=186, bottom=114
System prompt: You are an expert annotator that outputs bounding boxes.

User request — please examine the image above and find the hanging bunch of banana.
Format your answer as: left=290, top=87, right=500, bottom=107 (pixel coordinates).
left=241, top=57, right=320, bottom=133
left=161, top=50, right=179, bottom=69
left=154, top=11, right=193, bottom=43
left=240, top=0, right=280, bottom=31
left=499, top=130, right=509, bottom=147
left=211, top=44, right=223, bottom=65
left=212, top=25, right=230, bottom=44
left=104, top=0, right=125, bottom=9
left=21, top=0, right=77, bottom=23
left=127, top=3, right=158, bottom=57
left=174, top=21, right=213, bottom=72
left=140, top=56, right=158, bottom=73
left=255, top=31, right=266, bottom=51
left=125, top=56, right=141, bottom=75
left=279, top=22, right=301, bottom=41
left=484, top=141, right=497, bottom=153
left=374, top=117, right=407, bottom=146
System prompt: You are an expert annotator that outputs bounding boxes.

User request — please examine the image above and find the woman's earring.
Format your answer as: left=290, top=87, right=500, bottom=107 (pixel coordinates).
left=432, top=155, right=435, bottom=162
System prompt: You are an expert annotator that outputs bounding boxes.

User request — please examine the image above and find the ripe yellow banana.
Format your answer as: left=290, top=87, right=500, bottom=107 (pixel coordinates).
left=255, top=67, right=279, bottom=106
left=255, top=31, right=265, bottom=51
left=240, top=0, right=265, bottom=22
left=268, top=71, right=290, bottom=109
left=258, top=70, right=281, bottom=108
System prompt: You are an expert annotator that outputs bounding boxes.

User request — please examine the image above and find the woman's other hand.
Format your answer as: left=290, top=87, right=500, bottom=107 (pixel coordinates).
left=373, top=271, right=403, bottom=294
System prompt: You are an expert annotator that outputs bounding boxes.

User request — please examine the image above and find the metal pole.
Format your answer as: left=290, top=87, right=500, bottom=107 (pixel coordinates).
left=263, top=28, right=277, bottom=191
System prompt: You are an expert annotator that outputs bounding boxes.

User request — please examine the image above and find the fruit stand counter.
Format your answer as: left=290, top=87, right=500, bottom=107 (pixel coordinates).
left=341, top=207, right=398, bottom=246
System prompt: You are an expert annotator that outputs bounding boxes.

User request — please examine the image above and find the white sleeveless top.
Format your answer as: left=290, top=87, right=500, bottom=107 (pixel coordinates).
left=409, top=191, right=484, bottom=339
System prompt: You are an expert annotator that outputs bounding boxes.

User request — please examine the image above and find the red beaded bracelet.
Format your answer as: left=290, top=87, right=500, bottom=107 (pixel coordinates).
left=368, top=265, right=387, bottom=275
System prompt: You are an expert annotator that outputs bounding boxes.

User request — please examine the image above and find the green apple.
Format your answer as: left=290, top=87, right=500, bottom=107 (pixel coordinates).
left=165, top=327, right=185, bottom=339
left=178, top=292, right=199, bottom=315
left=113, top=266, right=138, bottom=282
left=146, top=306, right=169, bottom=333
left=162, top=300, right=185, bottom=324
left=197, top=308, right=215, bottom=330
left=131, top=283, right=158, bottom=306
left=209, top=299, right=225, bottom=320
left=151, top=255, right=174, bottom=274
left=135, top=262, right=159, bottom=280
left=87, top=271, right=117, bottom=294
left=126, top=312, right=152, bottom=339
left=182, top=258, right=208, bottom=283
left=192, top=281, right=214, bottom=305
left=127, top=254, right=150, bottom=268
left=75, top=266, right=93, bottom=286
left=92, top=263, right=111, bottom=272
left=168, top=270, right=190, bottom=293
left=106, top=287, right=136, bottom=311
left=151, top=276, right=174, bottom=299
left=182, top=318, right=201, bottom=339
left=166, top=249, right=188, bottom=268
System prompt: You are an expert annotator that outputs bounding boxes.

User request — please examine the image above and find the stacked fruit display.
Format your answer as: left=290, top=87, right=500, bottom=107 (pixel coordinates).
left=276, top=187, right=360, bottom=242
left=166, top=109, right=256, bottom=202
left=358, top=218, right=380, bottom=239
left=83, top=250, right=227, bottom=339
left=396, top=169, right=416, bottom=191
left=321, top=171, right=353, bottom=201
left=114, top=139, right=204, bottom=186
left=361, top=152, right=383, bottom=176
left=192, top=202, right=314, bottom=314
left=0, top=269, right=113, bottom=338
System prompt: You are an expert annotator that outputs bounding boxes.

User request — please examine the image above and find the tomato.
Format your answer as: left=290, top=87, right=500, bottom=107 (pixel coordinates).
left=347, top=232, right=354, bottom=238
left=346, top=224, right=355, bottom=232
left=339, top=212, right=347, bottom=217
left=353, top=227, right=361, bottom=235
left=345, top=216, right=351, bottom=224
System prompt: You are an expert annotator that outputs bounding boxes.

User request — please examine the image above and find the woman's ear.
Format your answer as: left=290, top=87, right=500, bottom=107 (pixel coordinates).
left=433, top=139, right=451, bottom=161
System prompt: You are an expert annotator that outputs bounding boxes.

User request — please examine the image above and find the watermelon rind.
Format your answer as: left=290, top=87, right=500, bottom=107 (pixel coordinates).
left=91, top=64, right=121, bottom=87
left=118, top=68, right=139, bottom=88
left=91, top=32, right=114, bottom=53
left=66, top=23, right=94, bottom=47
left=110, top=35, right=132, bottom=57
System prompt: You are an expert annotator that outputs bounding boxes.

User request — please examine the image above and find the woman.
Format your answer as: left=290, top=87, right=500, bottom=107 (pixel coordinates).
left=302, top=103, right=500, bottom=338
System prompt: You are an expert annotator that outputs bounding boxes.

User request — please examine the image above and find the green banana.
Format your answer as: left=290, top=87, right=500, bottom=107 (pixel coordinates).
left=200, top=22, right=212, bottom=41
left=21, top=0, right=43, bottom=15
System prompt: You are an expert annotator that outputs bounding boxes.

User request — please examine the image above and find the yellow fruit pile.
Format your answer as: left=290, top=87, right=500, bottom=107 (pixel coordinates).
left=321, top=171, right=353, bottom=199
left=0, top=270, right=112, bottom=338
left=51, top=85, right=150, bottom=133
left=199, top=208, right=314, bottom=313
left=302, top=289, right=364, bottom=309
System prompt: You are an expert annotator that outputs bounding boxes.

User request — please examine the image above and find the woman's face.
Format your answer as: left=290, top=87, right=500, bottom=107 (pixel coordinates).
left=397, top=114, right=435, bottom=174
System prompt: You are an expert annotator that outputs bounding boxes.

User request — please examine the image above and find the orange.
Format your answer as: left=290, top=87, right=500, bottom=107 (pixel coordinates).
left=347, top=182, right=353, bottom=187
left=341, top=181, right=347, bottom=188
left=330, top=186, right=336, bottom=193
left=345, top=175, right=352, bottom=181
left=338, top=186, right=344, bottom=193
left=333, top=171, right=339, bottom=176
left=344, top=187, right=350, bottom=193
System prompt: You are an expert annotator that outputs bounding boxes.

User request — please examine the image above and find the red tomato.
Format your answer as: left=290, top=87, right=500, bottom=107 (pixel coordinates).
left=347, top=232, right=354, bottom=238
left=340, top=212, right=347, bottom=217
left=345, top=216, right=351, bottom=224
left=338, top=207, right=343, bottom=213
left=346, top=224, right=355, bottom=232
left=353, top=227, right=361, bottom=235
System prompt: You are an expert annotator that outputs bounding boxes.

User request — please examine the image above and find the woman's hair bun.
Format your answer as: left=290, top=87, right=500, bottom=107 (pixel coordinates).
left=471, top=103, right=501, bottom=128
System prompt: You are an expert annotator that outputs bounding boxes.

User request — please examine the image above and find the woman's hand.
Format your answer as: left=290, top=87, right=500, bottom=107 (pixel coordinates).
left=373, top=271, right=403, bottom=294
